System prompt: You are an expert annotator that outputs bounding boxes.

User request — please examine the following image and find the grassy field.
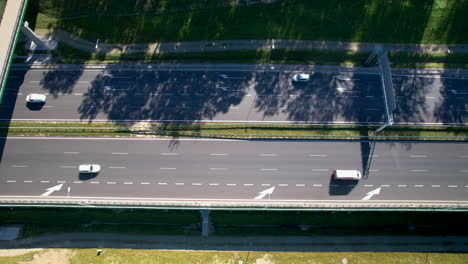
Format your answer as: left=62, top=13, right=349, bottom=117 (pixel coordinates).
left=27, top=0, right=468, bottom=44
left=2, top=121, right=468, bottom=141
left=1, top=249, right=467, bottom=264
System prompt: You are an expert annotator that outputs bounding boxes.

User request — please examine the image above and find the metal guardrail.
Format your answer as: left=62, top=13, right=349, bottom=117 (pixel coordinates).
left=0, top=197, right=467, bottom=210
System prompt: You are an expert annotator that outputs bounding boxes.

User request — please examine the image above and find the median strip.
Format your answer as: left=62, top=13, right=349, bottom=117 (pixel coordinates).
left=1, top=121, right=468, bottom=141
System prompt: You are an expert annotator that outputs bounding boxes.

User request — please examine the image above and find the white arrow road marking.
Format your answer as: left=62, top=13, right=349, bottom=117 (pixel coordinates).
left=41, top=184, right=63, bottom=196
left=254, top=186, right=275, bottom=200
left=361, top=187, right=381, bottom=201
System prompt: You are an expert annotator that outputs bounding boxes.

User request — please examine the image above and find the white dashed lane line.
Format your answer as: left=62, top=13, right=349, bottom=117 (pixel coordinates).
left=158, top=182, right=168, bottom=185
left=278, top=184, right=288, bottom=187
left=192, top=183, right=202, bottom=186
left=312, top=169, right=328, bottom=171
left=141, top=182, right=150, bottom=185
left=64, top=152, right=80, bottom=154
left=296, top=184, right=305, bottom=187
left=448, top=185, right=458, bottom=188
left=160, top=168, right=176, bottom=170
left=10, top=165, right=28, bottom=168
left=260, top=168, right=278, bottom=171
left=364, top=185, right=374, bottom=187
left=244, top=183, right=254, bottom=186
left=109, top=167, right=126, bottom=169
left=40, top=181, right=50, bottom=183
left=411, top=170, right=428, bottom=172
left=259, top=154, right=278, bottom=157
left=123, top=182, right=133, bottom=185
left=107, top=182, right=116, bottom=184
left=160, top=153, right=179, bottom=156
left=74, top=181, right=83, bottom=184
left=210, top=153, right=229, bottom=156
left=90, top=182, right=99, bottom=184
left=308, top=154, right=328, bottom=157
left=6, top=180, right=16, bottom=183
left=209, top=168, right=228, bottom=171
left=23, top=180, right=32, bottom=183
left=209, top=183, right=219, bottom=186
left=226, top=183, right=237, bottom=186
left=60, top=166, right=76, bottom=168
left=398, top=185, right=407, bottom=187
left=414, top=185, right=424, bottom=187
left=432, top=185, right=440, bottom=187
left=111, top=152, right=128, bottom=155
left=261, top=184, right=271, bottom=186
left=410, top=155, right=428, bottom=158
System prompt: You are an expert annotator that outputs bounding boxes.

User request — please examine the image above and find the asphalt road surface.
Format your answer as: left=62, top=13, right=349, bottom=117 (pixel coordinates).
left=1, top=64, right=467, bottom=124
left=1, top=137, right=467, bottom=202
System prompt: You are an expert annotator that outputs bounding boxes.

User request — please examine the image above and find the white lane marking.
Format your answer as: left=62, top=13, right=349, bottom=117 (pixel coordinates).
left=40, top=181, right=50, bottom=183
left=74, top=93, right=83, bottom=95
left=107, top=182, right=116, bottom=184
left=123, top=182, right=133, bottom=185
left=364, top=185, right=374, bottom=187
left=261, top=184, right=271, bottom=186
left=210, top=153, right=229, bottom=156
left=42, top=106, right=53, bottom=108
left=10, top=165, right=28, bottom=168
left=158, top=182, right=168, bottom=185
left=73, top=181, right=83, bottom=184
left=160, top=153, right=179, bottom=156
left=381, top=185, right=390, bottom=187
left=414, top=185, right=424, bottom=187
left=296, top=184, right=305, bottom=187
left=278, top=184, right=288, bottom=187
left=398, top=185, right=407, bottom=187
left=226, top=183, right=237, bottom=186
left=6, top=180, right=16, bottom=183
left=459, top=156, right=468, bottom=158
left=57, top=181, right=66, bottom=183
left=460, top=170, right=468, bottom=173
left=260, top=168, right=278, bottom=171
left=24, top=180, right=32, bottom=183
left=244, top=183, right=254, bottom=186
left=192, top=183, right=202, bottom=186
left=308, top=154, right=328, bottom=157
left=209, top=168, right=228, bottom=171
left=432, top=185, right=440, bottom=187
left=77, top=81, right=90, bottom=83
left=410, top=155, right=428, bottom=158
left=141, top=182, right=150, bottom=185
left=425, top=96, right=435, bottom=99
left=90, top=181, right=100, bottom=184
left=109, top=167, right=126, bottom=169
left=64, top=152, right=80, bottom=154
left=369, top=169, right=380, bottom=172
left=411, top=170, right=428, bottom=172
left=60, top=166, right=76, bottom=168
left=160, top=167, right=176, bottom=170
left=209, top=183, right=219, bottom=186
left=30, top=81, right=40, bottom=83
left=259, top=154, right=278, bottom=157
left=175, top=183, right=184, bottom=185
left=448, top=185, right=458, bottom=188
left=112, top=152, right=128, bottom=155
left=313, top=184, right=323, bottom=187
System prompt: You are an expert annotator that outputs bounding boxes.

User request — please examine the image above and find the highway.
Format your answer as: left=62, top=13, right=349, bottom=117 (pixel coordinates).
left=1, top=137, right=467, bottom=202
left=1, top=64, right=467, bottom=124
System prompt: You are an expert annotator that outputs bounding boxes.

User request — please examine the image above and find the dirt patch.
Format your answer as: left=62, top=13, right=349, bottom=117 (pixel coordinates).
left=18, top=249, right=75, bottom=264
left=0, top=249, right=42, bottom=257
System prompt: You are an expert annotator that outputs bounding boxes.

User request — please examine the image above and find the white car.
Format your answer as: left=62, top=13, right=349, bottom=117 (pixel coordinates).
left=292, top=73, right=310, bottom=82
left=26, top=93, right=47, bottom=103
left=79, top=164, right=101, bottom=173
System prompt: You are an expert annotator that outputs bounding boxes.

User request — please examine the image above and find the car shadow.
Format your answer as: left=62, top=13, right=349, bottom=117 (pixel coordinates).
left=26, top=102, right=45, bottom=111
left=78, top=172, right=98, bottom=181
left=328, top=177, right=359, bottom=196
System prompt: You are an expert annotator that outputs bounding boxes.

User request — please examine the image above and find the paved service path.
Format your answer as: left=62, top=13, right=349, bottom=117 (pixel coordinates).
left=1, top=232, right=468, bottom=252
left=41, top=29, right=468, bottom=55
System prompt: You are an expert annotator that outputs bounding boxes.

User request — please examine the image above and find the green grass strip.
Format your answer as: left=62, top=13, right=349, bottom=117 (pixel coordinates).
left=2, top=121, right=468, bottom=141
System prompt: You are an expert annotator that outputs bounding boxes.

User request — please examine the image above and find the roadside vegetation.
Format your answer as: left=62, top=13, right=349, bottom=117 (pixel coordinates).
left=2, top=121, right=468, bottom=141
left=28, top=0, right=467, bottom=44
left=1, top=249, right=467, bottom=264
left=0, top=0, right=6, bottom=24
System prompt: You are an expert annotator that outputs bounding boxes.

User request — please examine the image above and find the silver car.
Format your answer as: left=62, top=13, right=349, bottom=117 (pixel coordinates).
left=292, top=74, right=310, bottom=82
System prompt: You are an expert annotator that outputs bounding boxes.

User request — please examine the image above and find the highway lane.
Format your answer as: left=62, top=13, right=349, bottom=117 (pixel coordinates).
left=2, top=65, right=466, bottom=124
left=0, top=137, right=467, bottom=201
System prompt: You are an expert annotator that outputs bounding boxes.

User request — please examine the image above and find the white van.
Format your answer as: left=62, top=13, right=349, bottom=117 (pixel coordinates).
left=333, top=169, right=361, bottom=180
